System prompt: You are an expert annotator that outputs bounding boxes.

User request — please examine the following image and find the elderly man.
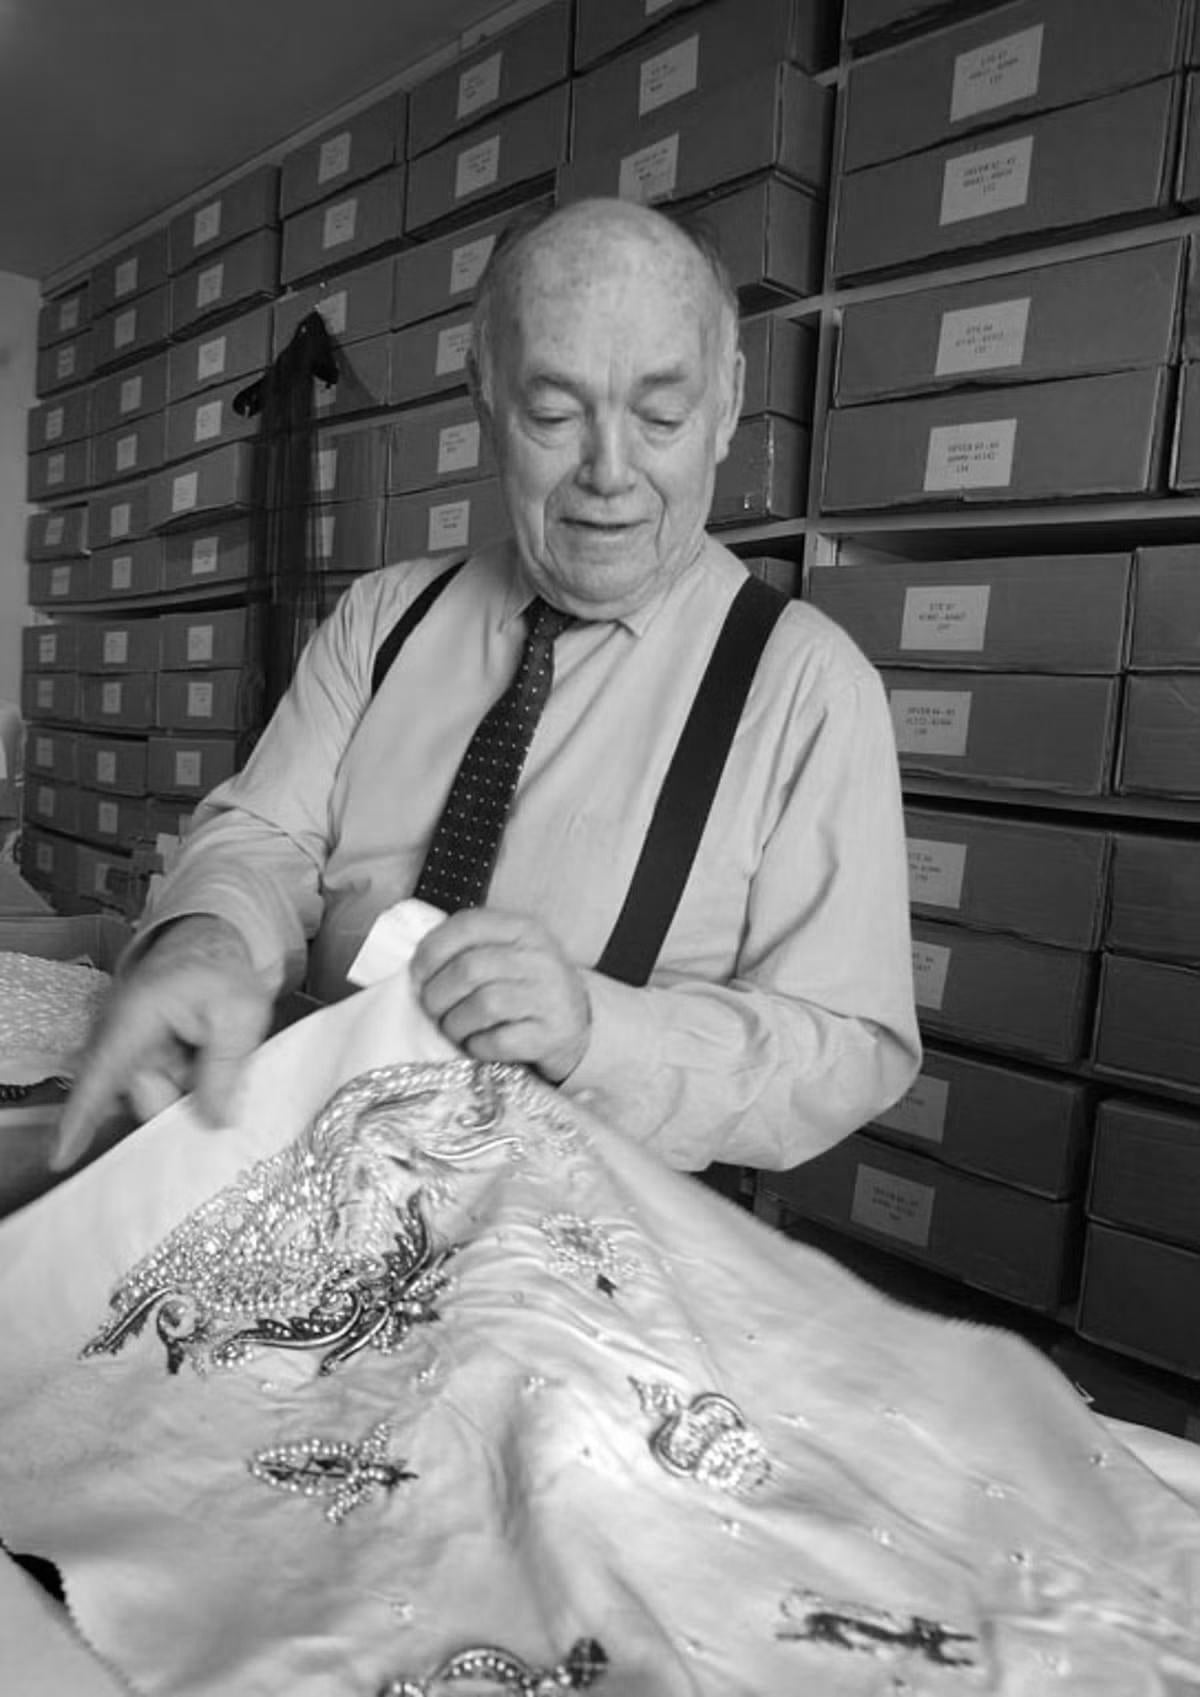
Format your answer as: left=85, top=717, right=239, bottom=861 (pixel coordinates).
left=55, top=197, right=919, bottom=1174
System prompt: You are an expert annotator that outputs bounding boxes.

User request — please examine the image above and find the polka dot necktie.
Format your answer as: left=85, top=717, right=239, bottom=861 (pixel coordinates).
left=413, top=596, right=574, bottom=914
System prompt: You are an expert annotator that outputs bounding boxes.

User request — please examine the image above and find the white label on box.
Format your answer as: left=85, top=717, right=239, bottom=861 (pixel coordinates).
left=901, top=584, right=991, bottom=651
left=193, top=200, right=222, bottom=246
left=316, top=447, right=338, bottom=493
left=103, top=630, right=129, bottom=666
left=196, top=262, right=225, bottom=308
left=109, top=502, right=132, bottom=539
left=436, top=420, right=480, bottom=475
left=110, top=554, right=133, bottom=590
left=317, top=513, right=336, bottom=559
left=935, top=297, right=1030, bottom=378
left=907, top=837, right=967, bottom=910
left=114, top=256, right=139, bottom=298
left=619, top=133, right=679, bottom=204
left=318, top=131, right=352, bottom=185
left=120, top=374, right=143, bottom=415
left=951, top=24, right=1043, bottom=124
left=46, top=453, right=65, bottom=486
left=458, top=51, right=502, bottom=120
left=114, top=308, right=137, bottom=349
left=876, top=1072, right=951, bottom=1145
left=198, top=336, right=227, bottom=381
left=912, top=940, right=952, bottom=1011
left=194, top=398, right=223, bottom=443
left=56, top=345, right=76, bottom=379
left=941, top=135, right=1033, bottom=226
left=889, top=689, right=972, bottom=758
left=35, top=678, right=53, bottom=710
left=44, top=407, right=64, bottom=443
left=44, top=515, right=64, bottom=545
left=38, top=632, right=57, bottom=664
left=50, top=565, right=70, bottom=596
left=455, top=135, right=501, bottom=200
left=428, top=498, right=470, bottom=551
left=192, top=535, right=218, bottom=576
left=323, top=197, right=358, bottom=249
left=851, top=1162, right=935, bottom=1248
left=96, top=750, right=117, bottom=784
left=36, top=843, right=52, bottom=874
left=172, top=471, right=199, bottom=513
left=97, top=800, right=119, bottom=835
left=187, top=623, right=214, bottom=663
left=924, top=419, right=1016, bottom=492
left=317, top=290, right=348, bottom=337
left=116, top=433, right=138, bottom=472
left=59, top=297, right=80, bottom=332
left=434, top=321, right=472, bottom=376
left=101, top=681, right=122, bottom=715
left=37, top=786, right=54, bottom=818
left=639, top=34, right=699, bottom=116
left=175, top=751, right=202, bottom=788
left=35, top=736, right=52, bottom=768
left=450, top=234, right=495, bottom=295
left=93, top=860, right=112, bottom=896
left=187, top=681, right=214, bottom=719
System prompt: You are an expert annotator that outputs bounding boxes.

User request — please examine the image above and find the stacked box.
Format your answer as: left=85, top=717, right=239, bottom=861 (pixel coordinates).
left=169, top=229, right=280, bottom=336
left=281, top=167, right=407, bottom=287
left=392, top=197, right=553, bottom=328
left=385, top=478, right=510, bottom=563
left=280, top=93, right=407, bottom=220
left=575, top=0, right=836, bottom=75
left=167, top=166, right=279, bottom=274
left=92, top=285, right=170, bottom=373
left=37, top=279, right=91, bottom=349
left=405, top=84, right=570, bottom=235
left=389, top=396, right=495, bottom=495
left=167, top=304, right=272, bottom=401
left=92, top=230, right=169, bottom=314
left=407, top=1, right=571, bottom=157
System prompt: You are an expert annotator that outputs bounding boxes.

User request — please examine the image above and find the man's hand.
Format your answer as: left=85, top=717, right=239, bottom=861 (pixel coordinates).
left=51, top=915, right=273, bottom=1171
left=410, top=908, right=591, bottom=1083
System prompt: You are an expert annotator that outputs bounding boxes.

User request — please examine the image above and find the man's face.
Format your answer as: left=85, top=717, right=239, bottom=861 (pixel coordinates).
left=479, top=219, right=744, bottom=621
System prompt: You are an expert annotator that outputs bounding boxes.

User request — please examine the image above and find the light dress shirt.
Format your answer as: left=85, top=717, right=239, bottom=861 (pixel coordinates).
left=141, top=534, right=920, bottom=1171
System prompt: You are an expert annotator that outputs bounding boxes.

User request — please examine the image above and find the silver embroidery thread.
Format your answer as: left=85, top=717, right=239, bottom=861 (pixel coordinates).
left=630, top=1379, right=771, bottom=1496
left=248, top=1419, right=416, bottom=1524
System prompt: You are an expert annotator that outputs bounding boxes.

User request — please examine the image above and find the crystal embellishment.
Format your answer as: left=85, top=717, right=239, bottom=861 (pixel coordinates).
left=540, top=1213, right=638, bottom=1295
left=248, top=1420, right=416, bottom=1524
left=630, top=1379, right=771, bottom=1496
left=379, top=1637, right=608, bottom=1695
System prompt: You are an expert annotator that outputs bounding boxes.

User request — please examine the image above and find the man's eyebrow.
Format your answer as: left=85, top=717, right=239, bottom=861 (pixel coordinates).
left=522, top=364, right=695, bottom=394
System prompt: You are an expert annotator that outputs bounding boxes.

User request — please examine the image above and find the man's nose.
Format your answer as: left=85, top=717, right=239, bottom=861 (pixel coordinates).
left=580, top=417, right=636, bottom=494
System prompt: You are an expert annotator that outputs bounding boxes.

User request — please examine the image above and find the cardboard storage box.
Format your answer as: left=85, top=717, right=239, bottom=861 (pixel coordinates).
left=710, top=416, right=809, bottom=524
left=835, top=242, right=1184, bottom=406
left=311, top=498, right=387, bottom=575
left=168, top=165, right=279, bottom=273
left=682, top=174, right=824, bottom=308
left=37, top=281, right=90, bottom=347
left=301, top=424, right=390, bottom=507
left=883, top=668, right=1119, bottom=794
left=310, top=334, right=391, bottom=420
left=910, top=916, right=1096, bottom=1065
left=1078, top=1222, right=1200, bottom=1378
left=169, top=228, right=280, bottom=336
left=27, top=440, right=90, bottom=502
left=87, top=539, right=165, bottom=602
left=1050, top=1335, right=1200, bottom=1444
left=91, top=228, right=169, bottom=312
left=25, top=728, right=78, bottom=785
left=1093, top=953, right=1200, bottom=1098
left=1119, top=674, right=1200, bottom=796
left=1089, top=1097, right=1200, bottom=1251
left=279, top=92, right=406, bottom=218
left=770, top=1130, right=1080, bottom=1311
left=1178, top=73, right=1200, bottom=206
left=26, top=778, right=81, bottom=839
left=821, top=368, right=1172, bottom=511
left=167, top=304, right=272, bottom=402
left=842, top=0, right=1187, bottom=174
left=78, top=734, right=149, bottom=796
left=26, top=507, right=88, bottom=561
left=91, top=413, right=167, bottom=486
left=165, top=378, right=258, bottom=463
left=280, top=166, right=406, bottom=287
left=559, top=63, right=831, bottom=209
left=157, top=669, right=260, bottom=734
left=832, top=79, right=1180, bottom=282
left=405, top=83, right=570, bottom=234
left=739, top=316, right=816, bottom=422
left=22, top=624, right=81, bottom=673
left=408, top=0, right=571, bottom=157
left=1170, top=360, right=1200, bottom=490
left=389, top=309, right=474, bottom=406
left=576, top=0, right=835, bottom=73
left=80, top=673, right=157, bottom=731
left=92, top=286, right=169, bottom=371
left=146, top=735, right=241, bottom=799
left=386, top=479, right=510, bottom=560
left=842, top=0, right=965, bottom=49
left=76, top=789, right=151, bottom=850
left=1130, top=545, right=1200, bottom=667
left=389, top=396, right=496, bottom=495
left=28, top=387, right=92, bottom=452
left=392, top=196, right=552, bottom=327
left=77, top=619, right=161, bottom=674
left=148, top=442, right=254, bottom=530
left=75, top=844, right=138, bottom=914
left=36, top=331, right=94, bottom=396
left=273, top=255, right=395, bottom=352
left=871, top=1041, right=1091, bottom=1197
left=21, top=671, right=80, bottom=725
left=161, top=521, right=252, bottom=593
left=904, top=805, right=1109, bottom=949
left=92, top=352, right=169, bottom=435
left=20, top=826, right=80, bottom=898
left=1107, top=831, right=1200, bottom=964
left=807, top=554, right=1132, bottom=671
left=28, top=559, right=89, bottom=607
left=159, top=607, right=255, bottom=672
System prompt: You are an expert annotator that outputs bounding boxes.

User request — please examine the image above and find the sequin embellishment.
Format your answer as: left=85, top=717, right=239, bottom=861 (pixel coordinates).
left=248, top=1420, right=416, bottom=1524
left=540, top=1213, right=638, bottom=1297
left=378, top=1637, right=608, bottom=1695
left=777, top=1589, right=977, bottom=1668
left=630, top=1379, right=771, bottom=1495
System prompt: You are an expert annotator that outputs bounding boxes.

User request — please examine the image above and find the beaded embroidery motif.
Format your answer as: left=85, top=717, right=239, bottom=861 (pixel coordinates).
left=378, top=1637, right=608, bottom=1695
left=248, top=1419, right=416, bottom=1524
left=630, top=1379, right=771, bottom=1496
left=539, top=1213, right=638, bottom=1297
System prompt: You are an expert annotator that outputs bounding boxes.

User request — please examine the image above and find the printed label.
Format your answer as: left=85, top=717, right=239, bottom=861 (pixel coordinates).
left=317, top=513, right=336, bottom=559
left=93, top=861, right=111, bottom=896
left=97, top=800, right=119, bottom=835
left=36, top=678, right=53, bottom=710
left=428, top=498, right=470, bottom=551
left=924, top=419, right=1017, bottom=492
left=101, top=681, right=122, bottom=715
left=851, top=1163, right=935, bottom=1248
left=941, top=135, right=1033, bottom=226
left=50, top=565, right=71, bottom=596
left=44, top=515, right=65, bottom=545
left=172, top=471, right=199, bottom=513
left=317, top=290, right=348, bottom=336
left=911, top=941, right=952, bottom=1011
left=187, top=680, right=214, bottom=719
left=935, top=297, right=1030, bottom=378
left=196, top=262, right=225, bottom=308
left=96, top=750, right=117, bottom=784
left=36, top=843, right=52, bottom=874
left=113, top=308, right=137, bottom=349
left=875, top=1072, right=951, bottom=1145
left=889, top=690, right=972, bottom=758
left=187, top=624, right=214, bottom=663
left=951, top=24, right=1043, bottom=124
left=458, top=51, right=502, bottom=120
left=114, top=256, right=139, bottom=298
left=58, top=297, right=80, bottom=332
left=110, top=554, right=133, bottom=590
left=436, top=420, right=481, bottom=475
left=197, top=336, right=227, bottom=381
left=109, top=502, right=132, bottom=540
left=115, top=433, right=138, bottom=473
left=44, top=407, right=64, bottom=443
left=193, top=200, right=222, bottom=246
left=120, top=374, right=143, bottom=415
left=37, top=786, right=55, bottom=818
left=103, top=630, right=129, bottom=666
left=455, top=134, right=501, bottom=200
left=192, top=536, right=219, bottom=576
left=315, top=447, right=338, bottom=493
left=176, top=751, right=202, bottom=788
left=318, top=130, right=352, bottom=185
left=907, top=837, right=967, bottom=910
left=46, top=453, right=65, bottom=486
left=450, top=233, right=495, bottom=295
left=35, top=737, right=52, bottom=768
left=619, top=133, right=679, bottom=204
left=639, top=34, right=699, bottom=116
left=56, top=345, right=76, bottom=379
left=901, top=584, right=991, bottom=651
left=323, top=197, right=358, bottom=249
left=38, top=632, right=57, bottom=664
left=194, top=399, right=223, bottom=443
left=434, top=321, right=472, bottom=376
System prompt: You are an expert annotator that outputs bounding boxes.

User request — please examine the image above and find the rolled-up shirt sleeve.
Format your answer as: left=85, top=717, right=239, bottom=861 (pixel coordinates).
left=563, top=665, right=921, bottom=1172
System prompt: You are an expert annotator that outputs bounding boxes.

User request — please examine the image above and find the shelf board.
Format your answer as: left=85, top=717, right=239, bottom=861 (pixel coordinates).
left=902, top=775, right=1200, bottom=828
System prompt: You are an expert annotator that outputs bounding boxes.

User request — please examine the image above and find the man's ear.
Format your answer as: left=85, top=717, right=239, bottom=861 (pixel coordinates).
left=466, top=348, right=497, bottom=449
left=714, top=347, right=746, bottom=464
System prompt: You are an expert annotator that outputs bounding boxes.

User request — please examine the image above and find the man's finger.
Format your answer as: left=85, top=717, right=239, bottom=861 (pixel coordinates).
left=128, top=1068, right=186, bottom=1125
left=191, top=995, right=270, bottom=1129
left=51, top=1023, right=146, bottom=1170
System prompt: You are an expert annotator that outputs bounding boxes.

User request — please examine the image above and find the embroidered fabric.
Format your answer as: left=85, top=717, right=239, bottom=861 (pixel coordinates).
left=0, top=950, right=108, bottom=1087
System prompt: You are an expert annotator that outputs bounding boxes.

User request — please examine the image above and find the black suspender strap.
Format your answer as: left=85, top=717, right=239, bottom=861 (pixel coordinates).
left=595, top=573, right=788, bottom=989
left=370, top=559, right=466, bottom=698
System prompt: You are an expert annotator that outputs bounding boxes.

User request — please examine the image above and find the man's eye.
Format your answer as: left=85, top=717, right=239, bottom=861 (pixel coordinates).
left=529, top=412, right=573, bottom=428
left=642, top=414, right=684, bottom=434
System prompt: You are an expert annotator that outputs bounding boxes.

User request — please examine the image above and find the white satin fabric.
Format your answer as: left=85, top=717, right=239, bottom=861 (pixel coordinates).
left=1, top=907, right=1199, bottom=1697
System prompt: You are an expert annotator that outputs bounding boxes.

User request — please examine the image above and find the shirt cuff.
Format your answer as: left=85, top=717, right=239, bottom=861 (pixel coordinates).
left=560, top=970, right=668, bottom=1138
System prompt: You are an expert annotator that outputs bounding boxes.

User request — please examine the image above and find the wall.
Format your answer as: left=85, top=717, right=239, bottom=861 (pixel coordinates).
left=0, top=270, right=38, bottom=710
